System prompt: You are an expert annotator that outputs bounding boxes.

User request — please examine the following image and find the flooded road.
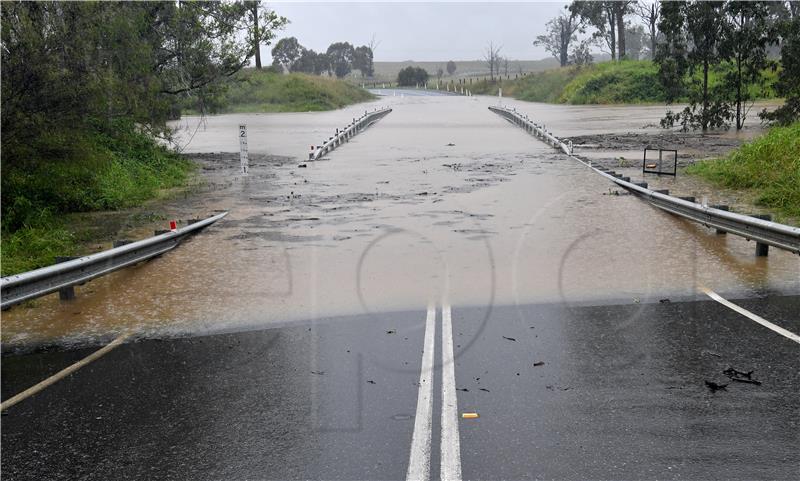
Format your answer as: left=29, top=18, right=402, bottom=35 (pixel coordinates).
left=3, top=93, right=798, bottom=347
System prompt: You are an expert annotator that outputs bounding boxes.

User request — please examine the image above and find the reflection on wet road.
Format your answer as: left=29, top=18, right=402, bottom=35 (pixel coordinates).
left=2, top=94, right=798, bottom=347
left=2, top=297, right=798, bottom=480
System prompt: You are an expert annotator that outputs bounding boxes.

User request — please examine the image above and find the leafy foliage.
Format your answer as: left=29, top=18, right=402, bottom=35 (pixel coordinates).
left=272, top=37, right=303, bottom=72
left=447, top=60, right=457, bottom=76
left=397, top=66, right=430, bottom=87
left=760, top=3, right=800, bottom=125
left=686, top=122, right=800, bottom=220
left=327, top=42, right=355, bottom=78
left=1, top=0, right=286, bottom=270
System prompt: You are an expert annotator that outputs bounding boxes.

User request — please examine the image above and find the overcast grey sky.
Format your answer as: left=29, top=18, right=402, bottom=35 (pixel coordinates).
left=266, top=1, right=570, bottom=62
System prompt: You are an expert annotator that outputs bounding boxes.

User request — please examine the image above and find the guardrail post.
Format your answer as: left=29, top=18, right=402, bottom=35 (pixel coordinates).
left=55, top=256, right=79, bottom=301
left=709, top=205, right=729, bottom=234
left=750, top=214, right=772, bottom=256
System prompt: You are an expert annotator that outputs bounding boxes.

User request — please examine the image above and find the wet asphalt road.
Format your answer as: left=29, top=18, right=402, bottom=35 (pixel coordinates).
left=2, top=295, right=799, bottom=480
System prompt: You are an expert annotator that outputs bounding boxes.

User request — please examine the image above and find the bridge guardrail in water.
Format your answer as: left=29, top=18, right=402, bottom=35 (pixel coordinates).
left=1, top=212, right=229, bottom=308
left=310, top=107, right=392, bottom=161
left=489, top=105, right=800, bottom=256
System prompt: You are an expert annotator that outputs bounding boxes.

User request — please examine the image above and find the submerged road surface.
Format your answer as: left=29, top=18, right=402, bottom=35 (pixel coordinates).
left=3, top=92, right=799, bottom=480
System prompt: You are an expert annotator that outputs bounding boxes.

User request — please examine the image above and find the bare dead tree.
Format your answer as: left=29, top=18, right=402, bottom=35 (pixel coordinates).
left=634, top=0, right=661, bottom=59
left=368, top=33, right=381, bottom=57
left=484, top=41, right=502, bottom=81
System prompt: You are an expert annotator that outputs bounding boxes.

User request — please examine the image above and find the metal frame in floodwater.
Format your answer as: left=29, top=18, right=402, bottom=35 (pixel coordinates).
left=309, top=107, right=392, bottom=161
left=0, top=212, right=228, bottom=309
left=643, top=148, right=678, bottom=176
left=487, top=105, right=800, bottom=257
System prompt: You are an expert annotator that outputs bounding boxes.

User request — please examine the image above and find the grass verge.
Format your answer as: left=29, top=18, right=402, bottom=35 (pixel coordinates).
left=685, top=122, right=800, bottom=221
left=196, top=70, right=376, bottom=114
left=468, top=60, right=777, bottom=105
left=1, top=120, right=195, bottom=276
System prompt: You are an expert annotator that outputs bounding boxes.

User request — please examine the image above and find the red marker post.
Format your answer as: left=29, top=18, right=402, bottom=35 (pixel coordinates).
left=169, top=220, right=177, bottom=231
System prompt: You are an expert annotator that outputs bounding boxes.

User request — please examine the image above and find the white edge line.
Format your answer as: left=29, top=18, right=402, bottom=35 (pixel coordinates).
left=406, top=305, right=436, bottom=481
left=440, top=303, right=463, bottom=481
left=701, top=288, right=800, bottom=344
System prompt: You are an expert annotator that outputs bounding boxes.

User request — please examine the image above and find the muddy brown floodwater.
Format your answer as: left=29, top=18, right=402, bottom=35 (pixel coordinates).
left=3, top=94, right=798, bottom=349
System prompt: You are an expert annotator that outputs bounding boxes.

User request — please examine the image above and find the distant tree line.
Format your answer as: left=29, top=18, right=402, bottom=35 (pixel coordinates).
left=534, top=0, right=800, bottom=129
left=271, top=37, right=374, bottom=78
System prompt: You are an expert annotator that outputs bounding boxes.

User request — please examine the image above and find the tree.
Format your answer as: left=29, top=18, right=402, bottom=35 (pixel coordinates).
left=446, top=60, right=457, bottom=75
left=570, top=1, right=633, bottom=60
left=0, top=1, right=288, bottom=229
left=656, top=1, right=731, bottom=131
left=534, top=8, right=584, bottom=67
left=293, top=48, right=328, bottom=75
left=353, top=45, right=374, bottom=77
left=570, top=1, right=616, bottom=60
left=271, top=37, right=302, bottom=72
left=760, top=1, right=800, bottom=125
left=569, top=39, right=595, bottom=66
left=722, top=1, right=770, bottom=130
left=625, top=25, right=647, bottom=61
left=654, top=0, right=687, bottom=104
left=244, top=1, right=288, bottom=70
left=483, top=41, right=502, bottom=81
left=685, top=1, right=731, bottom=131
left=0, top=1, right=283, bottom=141
left=436, top=67, right=444, bottom=80
left=397, top=66, right=429, bottom=86
left=326, top=42, right=355, bottom=78
left=635, top=0, right=661, bottom=59
left=612, top=1, right=635, bottom=59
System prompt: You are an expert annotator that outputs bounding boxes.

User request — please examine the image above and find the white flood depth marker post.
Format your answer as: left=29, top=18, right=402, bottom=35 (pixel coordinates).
left=239, top=124, right=249, bottom=175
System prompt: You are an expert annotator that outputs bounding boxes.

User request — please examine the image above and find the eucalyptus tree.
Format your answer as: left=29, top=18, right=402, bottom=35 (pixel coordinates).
left=722, top=1, right=770, bottom=130
left=326, top=42, right=355, bottom=78
left=534, top=8, right=584, bottom=67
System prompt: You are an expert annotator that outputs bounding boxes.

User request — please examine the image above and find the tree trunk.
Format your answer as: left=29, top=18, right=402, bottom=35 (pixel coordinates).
left=252, top=3, right=261, bottom=69
left=560, top=24, right=569, bottom=67
left=736, top=55, right=743, bottom=130
left=616, top=5, right=626, bottom=60
left=649, top=5, right=657, bottom=59
left=608, top=9, right=617, bottom=61
left=702, top=60, right=709, bottom=132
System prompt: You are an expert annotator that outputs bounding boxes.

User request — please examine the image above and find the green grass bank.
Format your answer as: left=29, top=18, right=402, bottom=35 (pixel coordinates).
left=467, top=60, right=777, bottom=105
left=1, top=121, right=194, bottom=276
left=200, top=70, right=376, bottom=114
left=686, top=122, right=800, bottom=221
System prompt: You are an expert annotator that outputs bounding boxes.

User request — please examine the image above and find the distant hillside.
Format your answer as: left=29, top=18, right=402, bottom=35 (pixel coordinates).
left=466, top=60, right=778, bottom=105
left=196, top=70, right=376, bottom=113
left=370, top=58, right=560, bottom=82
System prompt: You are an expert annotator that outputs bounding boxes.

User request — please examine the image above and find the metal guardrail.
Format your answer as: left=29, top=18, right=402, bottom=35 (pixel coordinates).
left=310, top=107, right=392, bottom=161
left=488, top=105, right=800, bottom=256
left=1, top=212, right=228, bottom=308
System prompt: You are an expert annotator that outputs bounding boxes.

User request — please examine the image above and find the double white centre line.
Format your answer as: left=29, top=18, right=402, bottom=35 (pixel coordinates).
left=440, top=303, right=462, bottom=481
left=407, top=305, right=437, bottom=481
left=407, top=303, right=463, bottom=481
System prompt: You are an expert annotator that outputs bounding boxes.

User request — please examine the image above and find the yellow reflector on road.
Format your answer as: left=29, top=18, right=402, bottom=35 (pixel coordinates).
left=461, top=412, right=479, bottom=419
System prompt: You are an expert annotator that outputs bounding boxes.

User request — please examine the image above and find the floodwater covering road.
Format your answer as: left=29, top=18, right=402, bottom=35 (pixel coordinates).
left=2, top=90, right=799, bottom=480
left=2, top=92, right=798, bottom=347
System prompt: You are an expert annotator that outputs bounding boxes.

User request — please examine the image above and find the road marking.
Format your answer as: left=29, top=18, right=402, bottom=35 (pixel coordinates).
left=406, top=305, right=436, bottom=481
left=701, top=288, right=800, bottom=344
left=440, top=303, right=463, bottom=481
left=0, top=332, right=132, bottom=412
